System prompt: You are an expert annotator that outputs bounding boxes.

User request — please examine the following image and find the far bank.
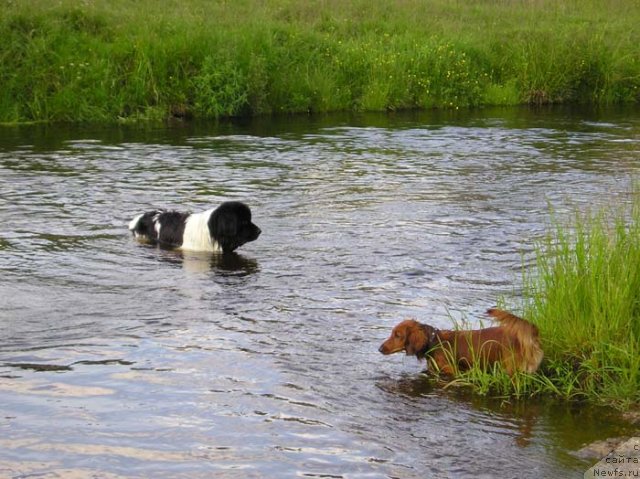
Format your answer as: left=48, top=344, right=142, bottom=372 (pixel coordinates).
left=1, top=0, right=639, bottom=123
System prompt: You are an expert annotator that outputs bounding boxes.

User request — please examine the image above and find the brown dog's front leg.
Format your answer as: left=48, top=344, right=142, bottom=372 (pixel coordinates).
left=429, top=351, right=455, bottom=376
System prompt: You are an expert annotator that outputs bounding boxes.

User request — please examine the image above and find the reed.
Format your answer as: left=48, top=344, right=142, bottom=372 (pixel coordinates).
left=1, top=0, right=639, bottom=123
left=451, top=198, right=640, bottom=409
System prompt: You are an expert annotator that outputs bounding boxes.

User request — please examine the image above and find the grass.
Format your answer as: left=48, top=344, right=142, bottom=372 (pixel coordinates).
left=446, top=196, right=640, bottom=410
left=1, top=0, right=639, bottom=123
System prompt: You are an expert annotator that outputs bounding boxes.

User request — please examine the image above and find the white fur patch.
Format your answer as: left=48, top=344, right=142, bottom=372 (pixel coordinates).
left=181, top=209, right=221, bottom=252
left=128, top=214, right=143, bottom=231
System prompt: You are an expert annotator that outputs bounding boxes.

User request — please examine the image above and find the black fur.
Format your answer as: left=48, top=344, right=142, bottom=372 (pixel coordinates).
left=132, top=210, right=189, bottom=247
left=129, top=201, right=260, bottom=253
left=208, top=202, right=259, bottom=253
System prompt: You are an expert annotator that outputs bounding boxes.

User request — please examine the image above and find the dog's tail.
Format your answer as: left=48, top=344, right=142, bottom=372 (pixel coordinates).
left=486, top=308, right=543, bottom=373
left=128, top=210, right=162, bottom=242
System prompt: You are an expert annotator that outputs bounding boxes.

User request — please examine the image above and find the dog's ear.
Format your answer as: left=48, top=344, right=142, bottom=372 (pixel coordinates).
left=405, top=322, right=430, bottom=356
left=208, top=206, right=242, bottom=253
left=210, top=208, right=238, bottom=238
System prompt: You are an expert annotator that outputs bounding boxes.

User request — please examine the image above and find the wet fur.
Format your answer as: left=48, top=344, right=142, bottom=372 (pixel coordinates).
left=379, top=309, right=543, bottom=376
left=129, top=201, right=261, bottom=253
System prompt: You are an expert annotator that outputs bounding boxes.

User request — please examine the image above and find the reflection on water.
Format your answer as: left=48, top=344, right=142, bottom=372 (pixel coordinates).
left=1, top=106, right=639, bottom=478
left=157, top=248, right=261, bottom=276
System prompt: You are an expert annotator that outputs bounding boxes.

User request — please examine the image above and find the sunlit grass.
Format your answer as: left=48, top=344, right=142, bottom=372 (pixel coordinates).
left=1, top=0, right=639, bottom=122
left=524, top=200, right=640, bottom=408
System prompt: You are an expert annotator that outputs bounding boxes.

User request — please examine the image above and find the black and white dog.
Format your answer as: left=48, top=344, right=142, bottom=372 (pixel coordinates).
left=128, top=201, right=261, bottom=253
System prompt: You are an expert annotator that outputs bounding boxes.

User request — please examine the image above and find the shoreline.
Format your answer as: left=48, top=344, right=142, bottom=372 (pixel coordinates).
left=2, top=0, right=639, bottom=123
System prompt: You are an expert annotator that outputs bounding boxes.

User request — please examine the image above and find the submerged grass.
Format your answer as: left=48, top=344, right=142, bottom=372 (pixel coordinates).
left=1, top=0, right=639, bottom=122
left=450, top=197, right=640, bottom=409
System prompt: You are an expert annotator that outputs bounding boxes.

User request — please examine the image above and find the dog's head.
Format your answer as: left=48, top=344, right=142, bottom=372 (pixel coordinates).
left=379, top=319, right=436, bottom=358
left=208, top=201, right=261, bottom=253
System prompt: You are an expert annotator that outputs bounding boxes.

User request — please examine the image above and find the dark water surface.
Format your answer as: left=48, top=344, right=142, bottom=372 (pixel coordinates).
left=1, top=107, right=639, bottom=479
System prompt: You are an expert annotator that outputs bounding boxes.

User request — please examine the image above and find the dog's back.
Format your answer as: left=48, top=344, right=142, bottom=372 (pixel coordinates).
left=128, top=210, right=161, bottom=241
left=128, top=210, right=189, bottom=247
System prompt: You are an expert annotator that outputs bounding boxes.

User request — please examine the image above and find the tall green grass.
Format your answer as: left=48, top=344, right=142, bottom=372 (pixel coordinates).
left=525, top=201, right=640, bottom=408
left=1, top=0, right=639, bottom=123
left=452, top=198, right=640, bottom=409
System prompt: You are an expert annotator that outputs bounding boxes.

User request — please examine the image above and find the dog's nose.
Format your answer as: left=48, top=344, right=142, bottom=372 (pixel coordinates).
left=378, top=344, right=385, bottom=354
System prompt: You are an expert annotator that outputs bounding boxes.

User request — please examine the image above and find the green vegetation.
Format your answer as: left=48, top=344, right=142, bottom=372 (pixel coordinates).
left=1, top=0, right=639, bottom=123
left=450, top=198, right=640, bottom=410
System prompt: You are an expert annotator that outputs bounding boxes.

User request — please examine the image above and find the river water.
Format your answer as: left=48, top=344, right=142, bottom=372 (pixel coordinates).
left=1, top=107, right=639, bottom=478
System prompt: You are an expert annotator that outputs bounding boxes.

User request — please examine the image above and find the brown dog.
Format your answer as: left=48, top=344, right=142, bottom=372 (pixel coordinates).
left=379, top=308, right=543, bottom=376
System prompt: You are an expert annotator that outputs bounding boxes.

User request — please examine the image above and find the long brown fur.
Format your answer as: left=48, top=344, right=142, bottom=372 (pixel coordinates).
left=378, top=308, right=543, bottom=376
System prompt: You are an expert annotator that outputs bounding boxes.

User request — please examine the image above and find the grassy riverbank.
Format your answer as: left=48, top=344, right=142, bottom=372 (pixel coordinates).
left=453, top=199, right=640, bottom=410
left=1, top=0, right=639, bottom=123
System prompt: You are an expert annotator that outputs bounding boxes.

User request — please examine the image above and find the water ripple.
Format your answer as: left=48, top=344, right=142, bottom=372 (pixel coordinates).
left=1, top=109, right=639, bottom=478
